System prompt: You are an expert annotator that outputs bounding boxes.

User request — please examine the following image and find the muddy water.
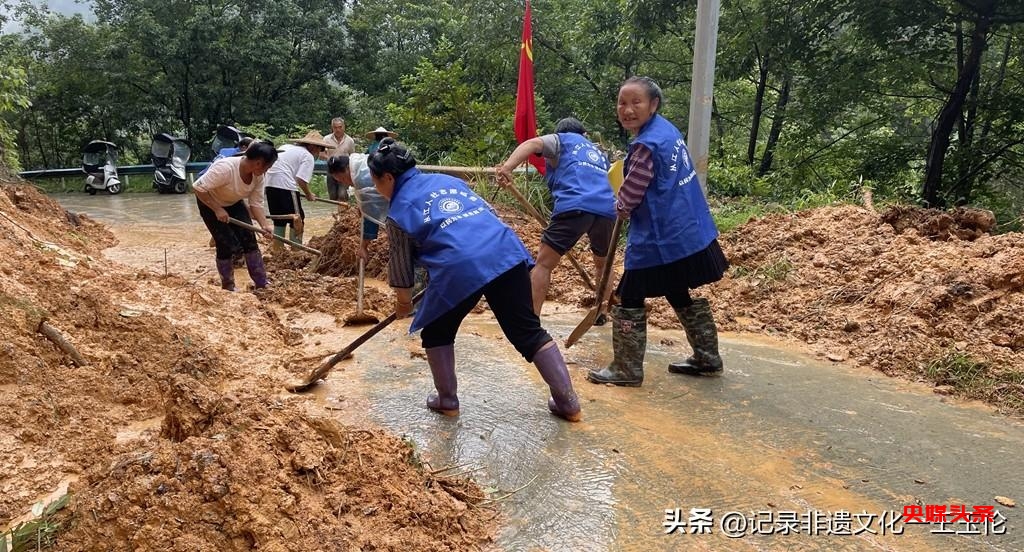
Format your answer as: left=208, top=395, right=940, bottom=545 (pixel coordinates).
left=55, top=193, right=1024, bottom=552
left=57, top=192, right=336, bottom=277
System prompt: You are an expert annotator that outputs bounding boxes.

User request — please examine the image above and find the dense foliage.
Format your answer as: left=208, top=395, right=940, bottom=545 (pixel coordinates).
left=1, top=0, right=1022, bottom=216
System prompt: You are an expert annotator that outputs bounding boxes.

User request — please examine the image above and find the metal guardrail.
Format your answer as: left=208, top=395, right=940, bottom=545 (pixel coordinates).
left=18, top=161, right=536, bottom=181
left=20, top=161, right=251, bottom=179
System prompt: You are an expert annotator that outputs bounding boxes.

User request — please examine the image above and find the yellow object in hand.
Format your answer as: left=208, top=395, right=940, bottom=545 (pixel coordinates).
left=607, top=159, right=624, bottom=193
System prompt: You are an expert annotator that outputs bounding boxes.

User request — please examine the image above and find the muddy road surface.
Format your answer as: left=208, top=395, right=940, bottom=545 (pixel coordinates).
left=57, top=193, right=1023, bottom=551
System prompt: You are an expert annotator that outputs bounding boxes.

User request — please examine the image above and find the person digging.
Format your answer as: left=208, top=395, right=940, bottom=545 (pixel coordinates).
left=369, top=138, right=581, bottom=422
left=495, top=117, right=617, bottom=324
left=192, top=141, right=278, bottom=291
left=264, top=131, right=329, bottom=254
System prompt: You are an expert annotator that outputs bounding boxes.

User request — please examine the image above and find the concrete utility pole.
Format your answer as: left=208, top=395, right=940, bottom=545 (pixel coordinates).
left=687, top=0, right=720, bottom=197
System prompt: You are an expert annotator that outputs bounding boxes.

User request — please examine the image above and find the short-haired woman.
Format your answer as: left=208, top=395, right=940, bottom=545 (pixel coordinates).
left=192, top=141, right=278, bottom=290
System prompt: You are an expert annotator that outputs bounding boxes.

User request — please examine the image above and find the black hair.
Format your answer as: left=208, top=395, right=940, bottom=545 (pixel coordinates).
left=622, top=76, right=663, bottom=111
left=238, top=137, right=254, bottom=149
left=374, top=132, right=387, bottom=141
left=555, top=117, right=586, bottom=135
left=245, top=141, right=278, bottom=164
left=367, top=138, right=416, bottom=177
left=327, top=155, right=350, bottom=174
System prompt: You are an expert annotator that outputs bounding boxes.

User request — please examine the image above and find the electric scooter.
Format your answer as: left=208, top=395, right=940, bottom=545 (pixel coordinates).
left=151, top=133, right=192, bottom=194
left=81, top=140, right=122, bottom=195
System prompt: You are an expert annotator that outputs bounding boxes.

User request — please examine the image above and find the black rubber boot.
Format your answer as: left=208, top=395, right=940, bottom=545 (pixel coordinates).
left=533, top=344, right=582, bottom=422
left=668, top=298, right=723, bottom=376
left=216, top=258, right=235, bottom=291
left=587, top=305, right=645, bottom=386
left=244, top=250, right=269, bottom=289
left=425, top=345, right=459, bottom=416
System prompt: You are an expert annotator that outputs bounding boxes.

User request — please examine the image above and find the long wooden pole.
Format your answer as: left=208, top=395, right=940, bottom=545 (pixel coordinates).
left=227, top=217, right=321, bottom=256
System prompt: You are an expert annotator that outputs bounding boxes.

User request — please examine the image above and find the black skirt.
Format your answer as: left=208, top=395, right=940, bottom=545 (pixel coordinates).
left=617, top=238, right=729, bottom=298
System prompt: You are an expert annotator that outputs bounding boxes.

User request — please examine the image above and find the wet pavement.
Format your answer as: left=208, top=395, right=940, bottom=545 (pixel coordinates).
left=55, top=193, right=1023, bottom=551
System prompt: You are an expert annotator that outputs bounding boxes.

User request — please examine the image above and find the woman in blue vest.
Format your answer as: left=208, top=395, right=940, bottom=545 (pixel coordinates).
left=587, top=76, right=729, bottom=387
left=495, top=117, right=617, bottom=318
left=368, top=138, right=582, bottom=422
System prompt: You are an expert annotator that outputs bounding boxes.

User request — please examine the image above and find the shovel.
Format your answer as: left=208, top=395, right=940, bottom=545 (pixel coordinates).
left=227, top=217, right=322, bottom=256
left=286, top=290, right=425, bottom=392
left=344, top=199, right=380, bottom=325
left=565, top=217, right=623, bottom=349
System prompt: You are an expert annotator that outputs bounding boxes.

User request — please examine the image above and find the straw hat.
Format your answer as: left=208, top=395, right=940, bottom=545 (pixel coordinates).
left=364, top=126, right=398, bottom=139
left=292, top=130, right=334, bottom=149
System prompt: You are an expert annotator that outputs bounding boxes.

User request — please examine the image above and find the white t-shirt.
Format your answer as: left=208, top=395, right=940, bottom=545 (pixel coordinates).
left=193, top=156, right=265, bottom=210
left=264, top=144, right=314, bottom=191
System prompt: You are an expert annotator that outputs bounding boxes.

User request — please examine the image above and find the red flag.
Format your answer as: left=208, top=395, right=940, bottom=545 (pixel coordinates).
left=514, top=0, right=544, bottom=175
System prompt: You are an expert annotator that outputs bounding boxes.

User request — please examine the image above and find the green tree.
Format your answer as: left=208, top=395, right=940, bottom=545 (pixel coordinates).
left=386, top=38, right=514, bottom=165
left=0, top=49, right=31, bottom=171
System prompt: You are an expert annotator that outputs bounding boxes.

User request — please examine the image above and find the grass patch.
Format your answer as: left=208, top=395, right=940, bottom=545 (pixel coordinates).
left=731, top=256, right=794, bottom=283
left=1, top=493, right=70, bottom=552
left=925, top=350, right=1024, bottom=415
left=27, top=175, right=155, bottom=194
left=710, top=196, right=787, bottom=234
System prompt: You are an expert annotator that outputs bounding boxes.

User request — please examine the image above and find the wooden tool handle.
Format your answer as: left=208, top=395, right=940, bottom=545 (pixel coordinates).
left=227, top=217, right=321, bottom=256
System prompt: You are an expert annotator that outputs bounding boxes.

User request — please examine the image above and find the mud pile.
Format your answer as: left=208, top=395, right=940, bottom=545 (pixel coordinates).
left=304, top=201, right=601, bottom=305
left=664, top=204, right=1024, bottom=413
left=258, top=268, right=390, bottom=325
left=60, top=376, right=492, bottom=551
left=880, top=205, right=997, bottom=241
left=0, top=182, right=496, bottom=548
left=306, top=207, right=391, bottom=279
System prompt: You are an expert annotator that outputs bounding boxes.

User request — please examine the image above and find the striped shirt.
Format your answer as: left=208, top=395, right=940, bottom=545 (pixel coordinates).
left=386, top=219, right=417, bottom=288
left=616, top=143, right=654, bottom=218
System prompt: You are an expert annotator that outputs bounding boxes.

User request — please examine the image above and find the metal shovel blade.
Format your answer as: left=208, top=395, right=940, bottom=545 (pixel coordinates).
left=285, top=290, right=424, bottom=392
left=565, top=307, right=600, bottom=349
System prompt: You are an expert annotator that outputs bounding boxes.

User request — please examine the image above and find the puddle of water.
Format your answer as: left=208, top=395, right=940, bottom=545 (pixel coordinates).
left=53, top=193, right=338, bottom=227
left=301, top=310, right=1022, bottom=551
left=114, top=416, right=163, bottom=444
left=54, top=193, right=338, bottom=278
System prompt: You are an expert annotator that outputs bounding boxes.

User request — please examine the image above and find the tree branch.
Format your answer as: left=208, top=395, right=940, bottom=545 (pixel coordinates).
left=793, top=114, right=890, bottom=168
left=38, top=320, right=88, bottom=367
left=533, top=33, right=603, bottom=96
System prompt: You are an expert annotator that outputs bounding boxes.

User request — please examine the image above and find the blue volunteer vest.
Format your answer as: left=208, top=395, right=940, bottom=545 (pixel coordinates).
left=388, top=168, right=533, bottom=332
left=624, top=114, right=718, bottom=270
left=545, top=133, right=616, bottom=219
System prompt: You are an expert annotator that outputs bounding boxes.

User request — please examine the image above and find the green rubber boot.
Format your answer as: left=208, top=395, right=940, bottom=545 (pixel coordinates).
left=668, top=298, right=723, bottom=376
left=587, top=305, right=645, bottom=387
left=271, top=226, right=287, bottom=254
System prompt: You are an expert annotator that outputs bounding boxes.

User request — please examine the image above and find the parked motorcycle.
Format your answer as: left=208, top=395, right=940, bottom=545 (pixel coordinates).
left=81, top=140, right=123, bottom=195
left=211, top=125, right=243, bottom=155
left=197, top=125, right=244, bottom=178
left=151, top=133, right=192, bottom=194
